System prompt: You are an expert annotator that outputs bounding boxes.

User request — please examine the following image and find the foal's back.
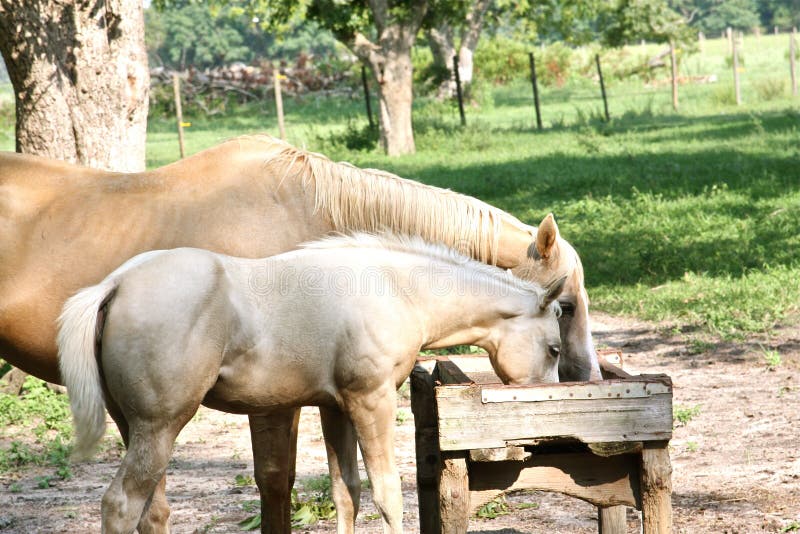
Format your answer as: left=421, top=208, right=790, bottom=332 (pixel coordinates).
left=100, top=246, right=426, bottom=415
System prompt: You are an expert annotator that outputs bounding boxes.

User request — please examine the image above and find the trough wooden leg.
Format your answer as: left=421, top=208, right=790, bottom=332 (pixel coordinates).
left=640, top=441, right=672, bottom=534
left=598, top=505, right=627, bottom=534
left=439, top=452, right=469, bottom=534
left=411, top=366, right=441, bottom=534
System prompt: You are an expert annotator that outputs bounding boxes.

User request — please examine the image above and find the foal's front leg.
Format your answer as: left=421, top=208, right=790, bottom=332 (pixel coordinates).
left=344, top=384, right=403, bottom=534
left=319, top=406, right=361, bottom=534
left=249, top=409, right=301, bottom=534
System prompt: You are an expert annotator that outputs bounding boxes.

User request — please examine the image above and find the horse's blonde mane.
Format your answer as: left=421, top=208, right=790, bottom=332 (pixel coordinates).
left=243, top=134, right=524, bottom=264
left=303, top=232, right=546, bottom=300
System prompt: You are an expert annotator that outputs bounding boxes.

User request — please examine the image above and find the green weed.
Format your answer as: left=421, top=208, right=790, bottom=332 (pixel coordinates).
left=395, top=408, right=410, bottom=425
left=761, top=346, right=782, bottom=370
left=673, top=405, right=701, bottom=427
left=0, top=377, right=74, bottom=477
left=476, top=496, right=509, bottom=519
left=234, top=474, right=255, bottom=487
left=688, top=338, right=714, bottom=355
left=238, top=475, right=336, bottom=530
left=685, top=441, right=699, bottom=452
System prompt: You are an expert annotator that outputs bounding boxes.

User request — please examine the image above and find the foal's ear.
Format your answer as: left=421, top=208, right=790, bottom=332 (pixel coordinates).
left=542, top=275, right=567, bottom=308
left=532, top=213, right=560, bottom=261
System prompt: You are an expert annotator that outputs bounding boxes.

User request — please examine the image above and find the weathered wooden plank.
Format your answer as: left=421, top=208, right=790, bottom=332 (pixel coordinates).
left=641, top=441, right=673, bottom=534
left=469, top=452, right=641, bottom=509
left=410, top=365, right=441, bottom=534
left=599, top=505, right=628, bottom=534
left=469, top=446, right=531, bottom=462
left=480, top=379, right=670, bottom=403
left=436, top=385, right=672, bottom=450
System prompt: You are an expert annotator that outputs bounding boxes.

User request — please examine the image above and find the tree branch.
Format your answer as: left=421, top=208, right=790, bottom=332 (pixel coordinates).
left=459, top=0, right=492, bottom=53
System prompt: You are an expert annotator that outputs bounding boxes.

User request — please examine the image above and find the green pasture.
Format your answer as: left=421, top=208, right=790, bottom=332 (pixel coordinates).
left=1, top=34, right=799, bottom=339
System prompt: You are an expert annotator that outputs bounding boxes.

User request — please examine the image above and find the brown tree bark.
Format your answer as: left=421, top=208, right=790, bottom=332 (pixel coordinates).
left=348, top=0, right=428, bottom=156
left=0, top=0, right=149, bottom=172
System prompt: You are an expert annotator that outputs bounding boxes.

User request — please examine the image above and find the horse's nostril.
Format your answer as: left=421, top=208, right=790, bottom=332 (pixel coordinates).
left=548, top=344, right=560, bottom=359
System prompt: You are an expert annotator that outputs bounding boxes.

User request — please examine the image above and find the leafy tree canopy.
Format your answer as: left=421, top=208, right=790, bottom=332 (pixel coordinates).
left=146, top=1, right=339, bottom=69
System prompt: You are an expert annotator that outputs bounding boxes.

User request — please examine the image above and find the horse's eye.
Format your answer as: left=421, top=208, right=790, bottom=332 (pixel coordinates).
left=547, top=343, right=560, bottom=359
left=558, top=301, right=575, bottom=316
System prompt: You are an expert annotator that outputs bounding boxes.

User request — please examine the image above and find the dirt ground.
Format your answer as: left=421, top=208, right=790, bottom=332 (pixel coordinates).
left=1, top=312, right=798, bottom=533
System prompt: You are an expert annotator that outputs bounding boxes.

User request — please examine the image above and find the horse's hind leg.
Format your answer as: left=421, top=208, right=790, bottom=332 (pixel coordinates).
left=249, top=409, right=301, bottom=534
left=319, top=406, right=360, bottom=534
left=344, top=385, right=403, bottom=533
left=106, top=393, right=171, bottom=534
left=101, top=419, right=183, bottom=534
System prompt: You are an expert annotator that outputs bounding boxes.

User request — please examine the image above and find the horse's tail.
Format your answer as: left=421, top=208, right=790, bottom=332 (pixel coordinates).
left=57, top=250, right=168, bottom=460
left=57, top=276, right=119, bottom=460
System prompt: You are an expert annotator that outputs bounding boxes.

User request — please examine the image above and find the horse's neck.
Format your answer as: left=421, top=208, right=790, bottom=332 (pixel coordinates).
left=413, top=273, right=526, bottom=350
left=495, top=219, right=535, bottom=268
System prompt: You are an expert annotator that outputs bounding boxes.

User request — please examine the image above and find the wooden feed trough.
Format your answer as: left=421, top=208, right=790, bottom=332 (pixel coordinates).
left=410, top=350, right=673, bottom=534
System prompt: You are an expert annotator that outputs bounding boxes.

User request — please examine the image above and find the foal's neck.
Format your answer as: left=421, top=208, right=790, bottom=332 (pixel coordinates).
left=416, top=281, right=530, bottom=351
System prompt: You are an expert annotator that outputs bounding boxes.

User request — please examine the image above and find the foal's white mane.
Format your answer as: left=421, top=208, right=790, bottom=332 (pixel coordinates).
left=303, top=232, right=547, bottom=303
left=244, top=134, right=529, bottom=264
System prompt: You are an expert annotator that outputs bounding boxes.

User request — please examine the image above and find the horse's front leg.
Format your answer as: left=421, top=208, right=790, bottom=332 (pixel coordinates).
left=249, top=409, right=301, bottom=534
left=344, top=384, right=403, bottom=534
left=319, top=406, right=361, bottom=534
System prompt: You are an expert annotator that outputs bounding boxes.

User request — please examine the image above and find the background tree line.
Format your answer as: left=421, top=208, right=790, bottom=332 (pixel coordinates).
left=1, top=0, right=797, bottom=162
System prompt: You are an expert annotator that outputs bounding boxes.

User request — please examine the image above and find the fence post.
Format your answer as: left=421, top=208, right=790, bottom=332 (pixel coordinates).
left=172, top=73, right=185, bottom=159
left=273, top=62, right=286, bottom=140
left=732, top=35, right=742, bottom=105
left=727, top=27, right=733, bottom=55
left=792, top=28, right=798, bottom=97
left=595, top=54, right=610, bottom=122
left=670, top=41, right=679, bottom=111
left=528, top=52, right=542, bottom=130
left=361, top=65, right=375, bottom=129
left=453, top=55, right=466, bottom=127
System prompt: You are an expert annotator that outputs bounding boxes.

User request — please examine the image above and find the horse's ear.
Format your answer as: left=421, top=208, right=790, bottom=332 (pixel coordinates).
left=542, top=275, right=567, bottom=308
left=533, top=213, right=559, bottom=261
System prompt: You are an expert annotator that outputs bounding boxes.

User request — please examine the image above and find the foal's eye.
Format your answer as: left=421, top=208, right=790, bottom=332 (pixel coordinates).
left=547, top=344, right=560, bottom=359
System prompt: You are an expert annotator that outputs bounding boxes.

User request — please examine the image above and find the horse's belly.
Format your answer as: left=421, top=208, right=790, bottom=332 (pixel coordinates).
left=202, top=355, right=336, bottom=415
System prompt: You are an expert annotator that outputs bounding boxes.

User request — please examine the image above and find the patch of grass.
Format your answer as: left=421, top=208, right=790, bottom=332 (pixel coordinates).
left=688, top=338, right=714, bottom=355
left=685, top=441, right=699, bottom=452
left=395, top=408, right=410, bottom=425
left=476, top=496, right=509, bottom=519
left=761, top=345, right=782, bottom=371
left=673, top=404, right=701, bottom=427
left=238, top=475, right=336, bottom=531
left=783, top=521, right=800, bottom=532
left=0, top=377, right=74, bottom=480
left=234, top=474, right=255, bottom=487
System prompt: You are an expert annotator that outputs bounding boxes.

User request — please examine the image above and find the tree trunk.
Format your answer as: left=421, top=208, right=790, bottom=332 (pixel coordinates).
left=427, top=24, right=456, bottom=97
left=374, top=50, right=416, bottom=156
left=456, top=0, right=492, bottom=86
left=348, top=0, right=427, bottom=156
left=426, top=0, right=491, bottom=95
left=0, top=0, right=149, bottom=172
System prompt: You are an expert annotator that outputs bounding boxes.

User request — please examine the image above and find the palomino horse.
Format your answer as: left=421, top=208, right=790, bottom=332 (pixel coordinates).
left=57, top=234, right=565, bottom=533
left=0, top=135, right=598, bottom=532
